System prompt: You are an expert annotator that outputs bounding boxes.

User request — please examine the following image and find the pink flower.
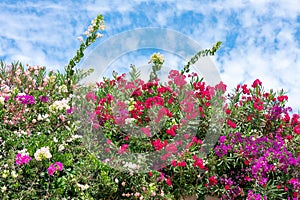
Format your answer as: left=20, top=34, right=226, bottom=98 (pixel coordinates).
left=54, top=162, right=63, bottom=171
left=85, top=91, right=97, bottom=102
left=215, top=81, right=227, bottom=92
left=118, top=144, right=129, bottom=154
left=174, top=75, right=187, bottom=87
left=141, top=127, right=151, bottom=137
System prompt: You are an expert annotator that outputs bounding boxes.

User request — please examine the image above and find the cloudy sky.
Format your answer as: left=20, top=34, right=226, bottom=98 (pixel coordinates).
left=0, top=0, right=299, bottom=112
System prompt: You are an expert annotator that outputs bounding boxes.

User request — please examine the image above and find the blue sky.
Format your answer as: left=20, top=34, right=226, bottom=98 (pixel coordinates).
left=0, top=0, right=300, bottom=112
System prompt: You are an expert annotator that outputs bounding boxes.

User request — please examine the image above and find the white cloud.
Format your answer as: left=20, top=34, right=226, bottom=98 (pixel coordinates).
left=0, top=0, right=299, bottom=111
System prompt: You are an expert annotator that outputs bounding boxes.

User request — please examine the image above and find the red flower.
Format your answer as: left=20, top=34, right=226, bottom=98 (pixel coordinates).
left=148, top=172, right=153, bottom=177
left=227, top=119, right=237, bottom=128
left=277, top=95, right=288, bottom=102
left=225, top=109, right=231, bottom=115
left=166, top=125, right=177, bottom=137
left=208, top=176, right=218, bottom=185
left=276, top=185, right=281, bottom=190
left=192, top=155, right=205, bottom=169
left=152, top=139, right=168, bottom=151
left=166, top=177, right=172, bottom=186
left=241, top=84, right=250, bottom=95
left=244, top=159, right=250, bottom=165
left=224, top=185, right=231, bottom=190
left=171, top=160, right=177, bottom=167
left=245, top=176, right=251, bottom=181
left=252, top=79, right=262, bottom=88
left=294, top=126, right=300, bottom=134
left=178, top=161, right=186, bottom=167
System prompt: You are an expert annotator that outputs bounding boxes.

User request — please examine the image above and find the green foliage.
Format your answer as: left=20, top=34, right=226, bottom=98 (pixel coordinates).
left=181, top=41, right=222, bottom=74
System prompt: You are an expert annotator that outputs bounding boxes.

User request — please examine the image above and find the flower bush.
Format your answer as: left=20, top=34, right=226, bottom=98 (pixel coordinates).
left=0, top=13, right=299, bottom=200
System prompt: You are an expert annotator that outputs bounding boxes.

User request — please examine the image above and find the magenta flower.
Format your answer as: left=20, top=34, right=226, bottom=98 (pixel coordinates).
left=48, top=162, right=63, bottom=176
left=48, top=165, right=56, bottom=176
left=15, top=153, right=32, bottom=165
left=16, top=95, right=36, bottom=105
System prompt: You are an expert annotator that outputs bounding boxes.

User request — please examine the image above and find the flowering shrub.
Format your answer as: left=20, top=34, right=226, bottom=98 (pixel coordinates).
left=0, top=13, right=299, bottom=200
left=203, top=80, right=300, bottom=199
left=74, top=52, right=299, bottom=199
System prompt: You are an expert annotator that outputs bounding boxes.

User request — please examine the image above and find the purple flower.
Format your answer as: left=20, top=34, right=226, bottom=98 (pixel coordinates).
left=66, top=107, right=73, bottom=114
left=246, top=190, right=262, bottom=200
left=39, top=96, right=49, bottom=103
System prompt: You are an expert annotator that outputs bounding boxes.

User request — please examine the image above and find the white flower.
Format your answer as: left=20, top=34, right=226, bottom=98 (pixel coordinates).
left=77, top=36, right=84, bottom=42
left=2, top=170, right=9, bottom=178
left=125, top=118, right=135, bottom=124
left=0, top=96, right=5, bottom=104
left=37, top=114, right=43, bottom=121
left=1, top=186, right=7, bottom=193
left=83, top=31, right=90, bottom=37
left=67, top=134, right=82, bottom=143
left=96, top=33, right=104, bottom=38
left=49, top=98, right=70, bottom=113
left=123, top=162, right=140, bottom=170
left=58, top=144, right=65, bottom=152
left=18, top=148, right=29, bottom=156
left=77, top=183, right=89, bottom=190
left=59, top=85, right=68, bottom=93
left=53, top=137, right=58, bottom=143
left=34, top=146, right=52, bottom=161
left=99, top=25, right=106, bottom=30
left=11, top=171, right=18, bottom=178
left=149, top=52, right=164, bottom=64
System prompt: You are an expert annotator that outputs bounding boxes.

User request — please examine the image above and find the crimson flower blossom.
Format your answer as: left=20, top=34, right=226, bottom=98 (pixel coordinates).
left=208, top=176, right=218, bottom=185
left=166, top=177, right=172, bottom=186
